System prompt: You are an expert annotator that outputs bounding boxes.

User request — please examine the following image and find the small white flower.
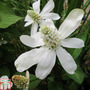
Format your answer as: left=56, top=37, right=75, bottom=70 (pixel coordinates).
left=15, top=9, right=84, bottom=79
left=24, top=0, right=60, bottom=35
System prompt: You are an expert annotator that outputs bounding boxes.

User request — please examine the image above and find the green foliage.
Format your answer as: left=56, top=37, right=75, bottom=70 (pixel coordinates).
left=67, top=65, right=85, bottom=84
left=0, top=1, right=23, bottom=28
left=29, top=74, right=41, bottom=90
left=54, top=0, right=65, bottom=28
left=48, top=80, right=63, bottom=90
left=0, top=0, right=90, bottom=90
left=67, top=0, right=83, bottom=15
left=67, top=27, right=88, bottom=60
left=82, top=0, right=90, bottom=10
left=69, top=82, right=79, bottom=90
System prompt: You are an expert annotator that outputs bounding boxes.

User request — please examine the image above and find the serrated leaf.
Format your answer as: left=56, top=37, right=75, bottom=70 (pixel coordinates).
left=0, top=1, right=23, bottom=28
left=67, top=65, right=85, bottom=84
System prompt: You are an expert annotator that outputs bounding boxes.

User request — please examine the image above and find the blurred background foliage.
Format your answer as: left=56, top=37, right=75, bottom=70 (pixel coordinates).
left=0, top=0, right=90, bottom=90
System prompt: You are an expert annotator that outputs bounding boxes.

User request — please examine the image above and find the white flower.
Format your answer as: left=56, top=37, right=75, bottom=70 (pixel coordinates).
left=15, top=9, right=84, bottom=79
left=24, top=0, right=60, bottom=35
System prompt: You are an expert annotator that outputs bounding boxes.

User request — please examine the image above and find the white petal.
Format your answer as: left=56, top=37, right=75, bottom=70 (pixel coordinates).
left=56, top=47, right=77, bottom=74
left=35, top=49, right=56, bottom=79
left=14, top=47, right=47, bottom=72
left=40, top=19, right=56, bottom=30
left=40, top=0, right=54, bottom=15
left=32, top=0, right=40, bottom=14
left=24, top=21, right=34, bottom=27
left=39, top=20, right=45, bottom=27
left=24, top=15, right=34, bottom=27
left=60, top=38, right=84, bottom=48
left=31, top=22, right=38, bottom=36
left=24, top=15, right=34, bottom=22
left=42, top=13, right=60, bottom=20
left=59, top=9, right=84, bottom=39
left=20, top=32, right=44, bottom=48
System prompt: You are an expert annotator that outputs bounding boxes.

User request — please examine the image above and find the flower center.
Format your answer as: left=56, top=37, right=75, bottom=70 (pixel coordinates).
left=41, top=26, right=60, bottom=49
left=27, top=10, right=41, bottom=22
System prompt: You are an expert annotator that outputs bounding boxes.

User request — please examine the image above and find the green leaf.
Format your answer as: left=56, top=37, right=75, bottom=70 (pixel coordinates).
left=81, top=0, right=90, bottom=10
left=67, top=29, right=87, bottom=60
left=67, top=65, right=85, bottom=84
left=0, top=1, right=23, bottom=28
left=72, top=33, right=87, bottom=59
left=29, top=74, right=41, bottom=90
left=69, top=82, right=79, bottom=90
left=0, top=66, right=10, bottom=77
left=48, top=80, right=63, bottom=90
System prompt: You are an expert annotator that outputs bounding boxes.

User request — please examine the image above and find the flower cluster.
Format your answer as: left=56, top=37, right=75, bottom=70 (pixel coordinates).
left=24, top=0, right=60, bottom=35
left=15, top=0, right=84, bottom=79
left=12, top=75, right=28, bottom=88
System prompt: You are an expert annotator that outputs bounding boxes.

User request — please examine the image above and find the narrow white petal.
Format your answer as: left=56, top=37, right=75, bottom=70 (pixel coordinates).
left=40, top=0, right=54, bottom=15
left=35, top=49, right=56, bottom=79
left=24, top=15, right=34, bottom=27
left=59, top=9, right=84, bottom=39
left=24, top=15, right=34, bottom=22
left=42, top=13, right=60, bottom=20
left=32, top=0, right=40, bottom=14
left=24, top=21, right=34, bottom=27
left=31, top=22, right=38, bottom=36
left=20, top=32, right=44, bottom=48
left=60, top=38, right=84, bottom=48
left=14, top=47, right=47, bottom=72
left=56, top=47, right=77, bottom=74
